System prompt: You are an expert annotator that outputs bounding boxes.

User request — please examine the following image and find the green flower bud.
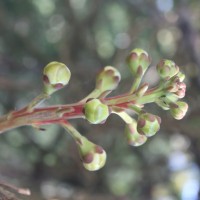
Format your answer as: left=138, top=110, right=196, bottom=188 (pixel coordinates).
left=176, top=71, right=185, bottom=82
left=157, top=60, right=179, bottom=80
left=156, top=93, right=178, bottom=110
left=125, top=122, right=147, bottom=146
left=169, top=101, right=188, bottom=120
left=43, top=61, right=71, bottom=95
left=126, top=48, right=151, bottom=76
left=75, top=136, right=107, bottom=171
left=137, top=113, right=161, bottom=137
left=84, top=99, right=109, bottom=124
left=96, top=66, right=121, bottom=93
left=164, top=76, right=186, bottom=98
left=156, top=99, right=170, bottom=110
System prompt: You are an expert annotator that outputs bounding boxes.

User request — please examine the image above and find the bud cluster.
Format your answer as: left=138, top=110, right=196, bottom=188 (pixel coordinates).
left=25, top=48, right=188, bottom=171
left=155, top=60, right=188, bottom=119
left=109, top=50, right=187, bottom=153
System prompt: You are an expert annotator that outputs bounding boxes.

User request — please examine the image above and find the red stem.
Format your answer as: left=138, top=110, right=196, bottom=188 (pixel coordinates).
left=0, top=86, right=161, bottom=134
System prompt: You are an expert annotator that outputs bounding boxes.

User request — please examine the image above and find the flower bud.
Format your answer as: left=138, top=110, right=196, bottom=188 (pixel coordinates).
left=165, top=76, right=186, bottom=98
left=84, top=99, right=109, bottom=124
left=169, top=101, right=188, bottom=120
left=175, top=82, right=186, bottom=98
left=96, top=66, right=121, bottom=94
left=156, top=99, right=170, bottom=110
left=137, top=113, right=161, bottom=137
left=157, top=60, right=179, bottom=80
left=125, top=122, right=147, bottom=146
left=75, top=136, right=107, bottom=171
left=156, top=93, right=178, bottom=110
left=176, top=71, right=185, bottom=82
left=43, top=61, right=71, bottom=95
left=126, top=48, right=151, bottom=76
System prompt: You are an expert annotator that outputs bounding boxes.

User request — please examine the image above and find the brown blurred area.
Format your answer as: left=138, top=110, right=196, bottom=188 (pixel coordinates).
left=0, top=0, right=200, bottom=199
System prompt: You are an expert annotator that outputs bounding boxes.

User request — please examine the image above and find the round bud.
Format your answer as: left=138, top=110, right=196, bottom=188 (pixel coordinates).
left=156, top=93, right=179, bottom=111
left=75, top=136, right=107, bottom=171
left=126, top=48, right=151, bottom=76
left=164, top=75, right=186, bottom=98
left=125, top=122, right=147, bottom=146
left=169, top=101, right=188, bottom=120
left=96, top=66, right=121, bottom=93
left=83, top=146, right=107, bottom=171
left=157, top=60, right=179, bottom=80
left=84, top=99, right=109, bottom=124
left=137, top=113, right=161, bottom=137
left=175, top=82, right=186, bottom=98
left=43, top=61, right=71, bottom=95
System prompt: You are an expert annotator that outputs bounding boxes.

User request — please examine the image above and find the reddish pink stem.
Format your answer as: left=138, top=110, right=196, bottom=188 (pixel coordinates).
left=0, top=86, right=160, bottom=134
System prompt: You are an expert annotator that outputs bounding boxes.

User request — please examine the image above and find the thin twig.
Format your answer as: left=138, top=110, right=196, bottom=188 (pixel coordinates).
left=0, top=181, right=30, bottom=196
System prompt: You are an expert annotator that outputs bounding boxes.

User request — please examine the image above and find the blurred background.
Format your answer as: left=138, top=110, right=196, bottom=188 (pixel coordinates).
left=0, top=0, right=200, bottom=199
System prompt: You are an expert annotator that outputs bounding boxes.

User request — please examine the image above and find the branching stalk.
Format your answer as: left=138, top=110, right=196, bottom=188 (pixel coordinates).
left=0, top=49, right=188, bottom=172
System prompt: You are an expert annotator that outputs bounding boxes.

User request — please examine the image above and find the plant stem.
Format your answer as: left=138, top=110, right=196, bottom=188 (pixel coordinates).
left=0, top=181, right=31, bottom=196
left=105, top=88, right=164, bottom=106
left=79, top=88, right=101, bottom=103
left=112, top=111, right=133, bottom=124
left=0, top=103, right=84, bottom=134
left=0, top=86, right=165, bottom=134
left=26, top=93, right=50, bottom=111
left=128, top=105, right=142, bottom=114
left=61, top=120, right=82, bottom=140
left=129, top=76, right=142, bottom=93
